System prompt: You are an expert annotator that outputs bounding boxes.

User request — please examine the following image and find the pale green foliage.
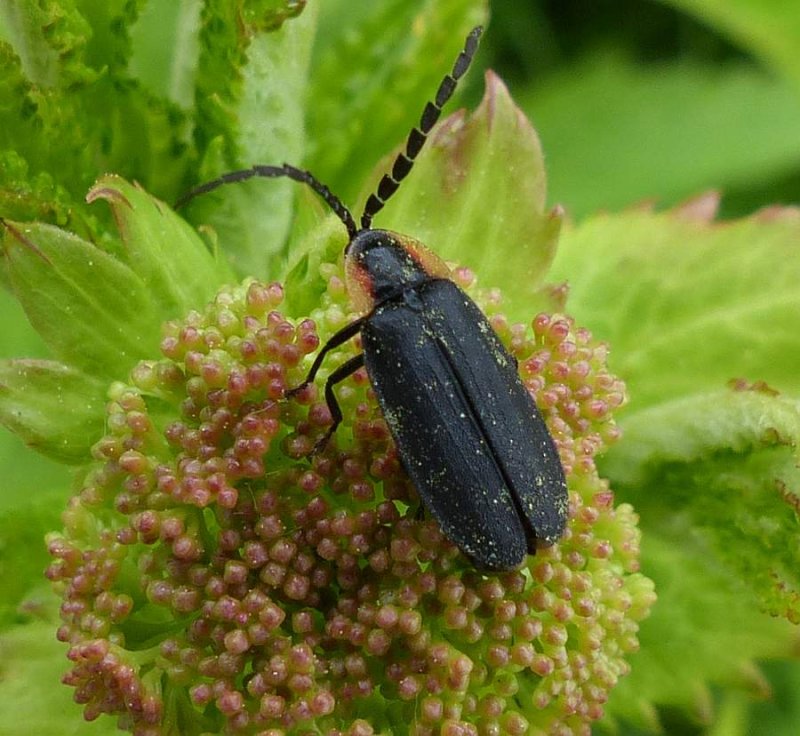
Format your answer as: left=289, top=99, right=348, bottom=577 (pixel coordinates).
left=0, top=1, right=799, bottom=734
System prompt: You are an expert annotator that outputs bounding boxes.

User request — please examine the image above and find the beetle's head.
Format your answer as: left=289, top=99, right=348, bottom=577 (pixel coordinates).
left=344, top=229, right=450, bottom=310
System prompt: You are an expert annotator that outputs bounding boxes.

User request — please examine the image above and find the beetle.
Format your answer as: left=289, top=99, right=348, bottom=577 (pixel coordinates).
left=177, top=26, right=568, bottom=571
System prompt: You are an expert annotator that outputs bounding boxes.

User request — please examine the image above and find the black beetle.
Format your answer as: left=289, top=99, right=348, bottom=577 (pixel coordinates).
left=177, top=26, right=568, bottom=570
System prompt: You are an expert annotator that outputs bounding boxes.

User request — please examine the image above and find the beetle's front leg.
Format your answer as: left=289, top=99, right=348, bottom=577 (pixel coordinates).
left=285, top=317, right=366, bottom=399
left=311, top=353, right=366, bottom=453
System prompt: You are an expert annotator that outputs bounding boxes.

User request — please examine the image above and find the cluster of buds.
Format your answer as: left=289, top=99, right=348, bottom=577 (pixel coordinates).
left=46, top=263, right=655, bottom=735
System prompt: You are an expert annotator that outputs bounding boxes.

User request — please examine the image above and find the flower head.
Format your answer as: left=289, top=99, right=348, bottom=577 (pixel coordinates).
left=46, top=257, right=654, bottom=735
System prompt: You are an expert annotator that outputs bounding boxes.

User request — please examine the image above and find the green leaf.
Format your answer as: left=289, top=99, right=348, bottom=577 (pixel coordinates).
left=0, top=494, right=63, bottom=626
left=378, top=72, right=562, bottom=315
left=0, top=493, right=109, bottom=728
left=518, top=54, right=800, bottom=218
left=606, top=534, right=796, bottom=729
left=605, top=388, right=800, bottom=486
left=606, top=387, right=800, bottom=621
left=0, top=289, right=72, bottom=509
left=551, top=204, right=800, bottom=409
left=283, top=214, right=348, bottom=317
left=191, top=0, right=247, bottom=161
left=220, top=4, right=316, bottom=278
left=239, top=0, right=307, bottom=32
left=187, top=1, right=315, bottom=279
left=0, top=278, right=49, bottom=360
left=307, top=0, right=488, bottom=204
left=0, top=430, right=70, bottom=510
left=0, top=0, right=94, bottom=87
left=0, top=41, right=97, bottom=235
left=555, top=202, right=800, bottom=721
left=129, top=0, right=202, bottom=107
left=0, top=150, right=98, bottom=240
left=0, top=621, right=119, bottom=735
left=2, top=219, right=160, bottom=379
left=87, top=175, right=235, bottom=317
left=0, top=3, right=192, bottom=235
left=0, top=359, right=106, bottom=463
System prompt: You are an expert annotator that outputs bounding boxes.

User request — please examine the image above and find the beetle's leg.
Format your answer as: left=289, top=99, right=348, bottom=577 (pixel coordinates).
left=312, top=353, right=366, bottom=453
left=286, top=317, right=367, bottom=398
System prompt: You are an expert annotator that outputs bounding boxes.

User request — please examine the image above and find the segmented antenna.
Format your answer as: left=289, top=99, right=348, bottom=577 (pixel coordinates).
left=174, top=163, right=358, bottom=240
left=360, top=25, right=483, bottom=231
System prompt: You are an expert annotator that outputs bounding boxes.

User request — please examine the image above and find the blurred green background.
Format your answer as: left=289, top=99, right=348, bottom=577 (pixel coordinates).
left=488, top=0, right=800, bottom=219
